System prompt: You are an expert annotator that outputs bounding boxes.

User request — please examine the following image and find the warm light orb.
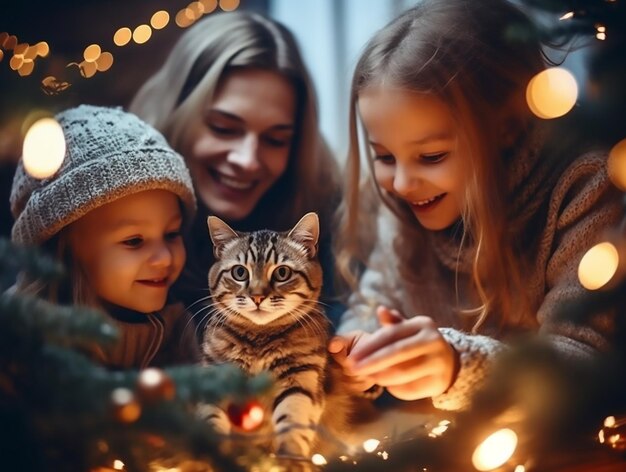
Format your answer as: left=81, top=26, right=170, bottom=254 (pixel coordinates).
left=22, top=118, right=66, bottom=179
left=0, top=49, right=3, bottom=62
left=578, top=242, right=619, bottom=290
left=113, top=459, right=124, bottom=470
left=18, top=60, right=34, bottom=76
left=220, top=0, right=240, bottom=11
left=526, top=67, right=578, bottom=119
left=96, top=52, right=114, bottom=72
left=83, top=44, right=101, bottom=62
left=311, top=453, right=327, bottom=466
left=176, top=9, right=194, bottom=28
left=362, top=438, right=380, bottom=453
left=113, top=27, right=132, bottom=46
left=471, top=428, right=518, bottom=471
left=151, top=10, right=170, bottom=30
left=607, top=138, right=626, bottom=191
left=36, top=41, right=49, bottom=57
left=200, top=0, right=218, bottom=13
left=132, top=25, right=152, bottom=44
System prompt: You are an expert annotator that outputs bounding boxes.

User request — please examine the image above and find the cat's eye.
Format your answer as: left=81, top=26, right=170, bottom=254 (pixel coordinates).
left=272, top=265, right=292, bottom=282
left=231, top=265, right=249, bottom=282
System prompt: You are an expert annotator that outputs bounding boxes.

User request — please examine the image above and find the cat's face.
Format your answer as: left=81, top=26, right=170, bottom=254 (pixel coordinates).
left=207, top=213, right=322, bottom=325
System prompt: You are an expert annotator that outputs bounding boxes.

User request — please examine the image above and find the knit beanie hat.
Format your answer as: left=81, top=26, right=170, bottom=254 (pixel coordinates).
left=10, top=105, right=197, bottom=246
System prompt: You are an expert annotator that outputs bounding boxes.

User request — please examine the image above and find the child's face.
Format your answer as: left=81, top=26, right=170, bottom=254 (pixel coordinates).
left=180, top=68, right=295, bottom=222
left=358, top=87, right=468, bottom=231
left=67, top=190, right=185, bottom=313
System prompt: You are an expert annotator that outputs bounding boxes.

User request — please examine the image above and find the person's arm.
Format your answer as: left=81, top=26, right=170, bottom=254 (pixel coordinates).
left=432, top=152, right=623, bottom=411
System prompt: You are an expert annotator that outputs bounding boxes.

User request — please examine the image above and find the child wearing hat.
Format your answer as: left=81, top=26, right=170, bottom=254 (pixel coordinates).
left=10, top=105, right=200, bottom=369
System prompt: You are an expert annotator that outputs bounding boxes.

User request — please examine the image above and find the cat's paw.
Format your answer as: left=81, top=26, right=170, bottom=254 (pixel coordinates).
left=196, top=403, right=232, bottom=435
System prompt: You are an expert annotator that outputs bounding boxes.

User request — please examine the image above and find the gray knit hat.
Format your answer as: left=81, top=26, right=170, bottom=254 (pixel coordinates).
left=10, top=105, right=196, bottom=245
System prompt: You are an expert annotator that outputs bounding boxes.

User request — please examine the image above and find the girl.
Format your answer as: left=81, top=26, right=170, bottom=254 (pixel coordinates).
left=330, top=0, right=622, bottom=410
left=130, top=12, right=342, bottom=324
left=10, top=105, right=200, bottom=369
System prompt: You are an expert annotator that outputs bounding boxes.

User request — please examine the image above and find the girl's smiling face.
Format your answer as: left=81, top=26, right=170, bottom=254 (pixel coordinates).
left=358, top=87, right=469, bottom=231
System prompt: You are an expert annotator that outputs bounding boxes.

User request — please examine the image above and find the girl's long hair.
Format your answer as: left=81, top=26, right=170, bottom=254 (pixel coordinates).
left=336, top=0, right=546, bottom=330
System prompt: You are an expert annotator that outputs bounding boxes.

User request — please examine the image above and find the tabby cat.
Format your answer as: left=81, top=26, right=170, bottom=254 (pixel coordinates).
left=200, top=212, right=346, bottom=458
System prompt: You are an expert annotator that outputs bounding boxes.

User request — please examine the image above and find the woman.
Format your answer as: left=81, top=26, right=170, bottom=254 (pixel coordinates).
left=131, top=11, right=342, bottom=326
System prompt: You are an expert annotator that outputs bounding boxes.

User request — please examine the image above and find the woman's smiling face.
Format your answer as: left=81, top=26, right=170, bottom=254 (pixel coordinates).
left=358, top=87, right=469, bottom=231
left=180, top=68, right=296, bottom=222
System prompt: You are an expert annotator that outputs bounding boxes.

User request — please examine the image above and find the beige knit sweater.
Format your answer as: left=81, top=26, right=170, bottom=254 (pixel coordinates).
left=338, top=138, right=623, bottom=411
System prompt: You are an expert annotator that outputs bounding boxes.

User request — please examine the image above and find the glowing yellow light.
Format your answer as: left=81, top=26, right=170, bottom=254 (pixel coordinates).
left=9, top=55, right=23, bottom=70
left=514, top=466, right=525, bottom=472
left=18, top=59, right=34, bottom=77
left=83, top=44, right=101, bottom=62
left=3, top=34, right=17, bottom=50
left=608, top=138, right=626, bottom=190
left=14, top=42, right=29, bottom=55
left=311, top=454, right=327, bottom=466
left=79, top=60, right=98, bottom=78
left=578, top=242, right=619, bottom=290
left=96, top=52, right=114, bottom=72
left=200, top=0, right=218, bottom=13
left=189, top=2, right=205, bottom=19
left=220, top=0, right=240, bottom=11
left=526, top=67, right=578, bottom=119
left=471, top=428, right=518, bottom=471
left=36, top=41, right=49, bottom=57
left=429, top=420, right=451, bottom=437
left=113, top=459, right=125, bottom=470
left=24, top=46, right=38, bottom=60
left=362, top=438, right=380, bottom=453
left=113, top=27, right=132, bottom=46
left=599, top=429, right=606, bottom=443
left=22, top=118, right=66, bottom=179
left=0, top=50, right=4, bottom=62
left=241, top=404, right=264, bottom=430
left=597, top=25, right=606, bottom=33
left=133, top=25, right=152, bottom=44
left=596, top=32, right=607, bottom=40
left=151, top=10, right=170, bottom=30
left=560, top=11, right=574, bottom=20
left=605, top=416, right=617, bottom=427
left=176, top=10, right=194, bottom=28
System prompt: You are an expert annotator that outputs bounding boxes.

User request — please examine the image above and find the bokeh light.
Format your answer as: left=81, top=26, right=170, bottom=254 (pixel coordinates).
left=526, top=67, right=578, bottom=119
left=0, top=49, right=4, bottom=62
left=200, top=0, right=218, bottom=13
left=79, top=60, right=98, bottom=78
left=22, top=118, right=66, bottom=179
left=83, top=44, right=101, bottom=62
left=96, top=52, right=114, bottom=72
left=219, top=0, right=240, bottom=11
left=132, top=24, right=152, bottom=44
left=176, top=9, right=194, bottom=28
left=18, top=60, right=34, bottom=77
left=471, top=428, right=518, bottom=471
left=578, top=242, right=619, bottom=290
left=607, top=138, right=626, bottom=191
left=36, top=41, right=49, bottom=57
left=151, top=10, right=170, bottom=30
left=113, top=27, right=132, bottom=46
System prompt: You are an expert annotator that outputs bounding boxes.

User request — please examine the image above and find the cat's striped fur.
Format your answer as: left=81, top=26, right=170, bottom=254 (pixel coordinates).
left=201, top=212, right=344, bottom=458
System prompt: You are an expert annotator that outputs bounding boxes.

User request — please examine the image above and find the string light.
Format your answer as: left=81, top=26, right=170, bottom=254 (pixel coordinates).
left=526, top=67, right=578, bottom=119
left=471, top=428, right=518, bottom=471
left=577, top=242, right=619, bottom=290
left=22, top=117, right=66, bottom=179
left=559, top=11, right=574, bottom=20
left=311, top=453, right=327, bottom=466
left=2, top=0, right=241, bottom=91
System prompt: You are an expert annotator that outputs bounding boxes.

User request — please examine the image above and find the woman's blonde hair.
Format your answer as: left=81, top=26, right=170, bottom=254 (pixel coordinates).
left=337, top=0, right=546, bottom=329
left=130, top=11, right=339, bottom=232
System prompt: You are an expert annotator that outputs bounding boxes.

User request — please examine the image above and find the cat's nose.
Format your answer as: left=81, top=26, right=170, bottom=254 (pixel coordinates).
left=252, top=295, right=265, bottom=305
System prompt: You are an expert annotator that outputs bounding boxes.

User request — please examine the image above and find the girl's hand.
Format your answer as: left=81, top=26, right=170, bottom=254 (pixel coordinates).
left=328, top=332, right=377, bottom=393
left=347, top=306, right=458, bottom=401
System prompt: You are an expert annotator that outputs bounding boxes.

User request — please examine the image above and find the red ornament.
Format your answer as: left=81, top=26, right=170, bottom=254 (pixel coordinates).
left=226, top=399, right=265, bottom=431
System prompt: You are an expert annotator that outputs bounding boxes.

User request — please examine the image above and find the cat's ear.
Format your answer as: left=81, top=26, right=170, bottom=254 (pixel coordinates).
left=288, top=212, right=319, bottom=258
left=207, top=216, right=239, bottom=259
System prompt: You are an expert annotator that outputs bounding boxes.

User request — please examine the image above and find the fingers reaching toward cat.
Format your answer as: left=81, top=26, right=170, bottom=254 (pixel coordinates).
left=344, top=313, right=458, bottom=401
left=328, top=333, right=377, bottom=394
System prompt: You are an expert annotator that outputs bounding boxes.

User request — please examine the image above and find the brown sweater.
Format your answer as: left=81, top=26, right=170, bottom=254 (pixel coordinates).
left=93, top=302, right=201, bottom=369
left=338, top=144, right=623, bottom=410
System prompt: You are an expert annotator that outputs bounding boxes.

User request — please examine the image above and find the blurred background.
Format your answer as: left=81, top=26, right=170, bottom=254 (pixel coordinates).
left=1, top=0, right=623, bottom=238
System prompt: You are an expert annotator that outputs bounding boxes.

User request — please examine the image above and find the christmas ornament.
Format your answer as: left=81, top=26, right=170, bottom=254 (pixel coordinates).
left=136, top=367, right=176, bottom=403
left=226, top=399, right=265, bottom=431
left=110, top=387, right=141, bottom=423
